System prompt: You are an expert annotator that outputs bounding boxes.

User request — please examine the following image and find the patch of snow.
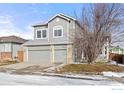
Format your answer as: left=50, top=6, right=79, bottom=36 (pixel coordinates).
left=103, top=72, right=124, bottom=78
left=0, top=72, right=123, bottom=85
left=118, top=63, right=124, bottom=67
left=57, top=74, right=107, bottom=81
left=35, top=72, right=107, bottom=80
left=43, top=64, right=65, bottom=72
left=109, top=61, right=117, bottom=65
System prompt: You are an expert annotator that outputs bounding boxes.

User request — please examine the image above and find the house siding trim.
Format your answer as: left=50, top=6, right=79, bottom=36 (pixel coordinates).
left=67, top=21, right=70, bottom=41
left=50, top=45, right=55, bottom=64
left=67, top=44, right=73, bottom=64
left=48, top=24, right=50, bottom=42
left=25, top=47, right=28, bottom=62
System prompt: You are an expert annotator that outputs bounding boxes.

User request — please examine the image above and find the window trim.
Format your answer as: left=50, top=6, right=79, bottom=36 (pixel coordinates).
left=53, top=25, right=63, bottom=38
left=36, top=30, right=42, bottom=39
left=36, top=28, right=48, bottom=39
left=42, top=29, right=47, bottom=39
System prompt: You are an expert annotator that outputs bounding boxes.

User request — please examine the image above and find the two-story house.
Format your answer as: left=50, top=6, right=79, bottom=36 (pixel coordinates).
left=23, top=13, right=79, bottom=64
left=109, top=46, right=124, bottom=54
left=23, top=13, right=110, bottom=64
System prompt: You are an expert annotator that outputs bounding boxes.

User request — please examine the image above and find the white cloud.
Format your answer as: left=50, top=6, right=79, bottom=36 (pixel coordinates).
left=0, top=15, right=33, bottom=40
left=26, top=4, right=49, bottom=15
left=0, top=15, right=13, bottom=24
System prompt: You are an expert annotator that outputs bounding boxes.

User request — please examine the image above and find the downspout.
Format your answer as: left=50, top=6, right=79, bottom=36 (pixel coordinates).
left=67, top=20, right=70, bottom=63
left=67, top=20, right=70, bottom=42
left=11, top=42, right=13, bottom=60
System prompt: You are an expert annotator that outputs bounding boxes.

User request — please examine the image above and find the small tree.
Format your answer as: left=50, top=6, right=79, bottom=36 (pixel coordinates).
left=74, top=3, right=124, bottom=64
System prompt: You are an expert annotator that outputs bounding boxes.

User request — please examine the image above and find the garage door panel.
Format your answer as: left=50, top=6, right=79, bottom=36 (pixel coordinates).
left=54, top=49, right=67, bottom=63
left=28, top=50, right=50, bottom=63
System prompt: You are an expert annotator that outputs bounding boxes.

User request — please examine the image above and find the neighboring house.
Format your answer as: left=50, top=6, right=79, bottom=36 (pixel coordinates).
left=23, top=13, right=110, bottom=64
left=0, top=36, right=27, bottom=60
left=109, top=46, right=124, bottom=64
left=109, top=46, right=124, bottom=54
left=99, top=34, right=111, bottom=60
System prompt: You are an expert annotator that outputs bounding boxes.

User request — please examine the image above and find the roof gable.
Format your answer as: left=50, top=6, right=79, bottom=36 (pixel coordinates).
left=0, top=35, right=27, bottom=44
left=32, top=13, right=76, bottom=27
left=48, top=13, right=76, bottom=23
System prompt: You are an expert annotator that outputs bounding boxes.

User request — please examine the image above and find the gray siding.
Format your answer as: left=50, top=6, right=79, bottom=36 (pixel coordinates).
left=69, top=20, right=76, bottom=42
left=27, top=46, right=50, bottom=51
left=54, top=45, right=67, bottom=49
left=34, top=25, right=48, bottom=40
left=0, top=43, right=11, bottom=52
left=33, top=16, right=77, bottom=44
left=48, top=17, right=69, bottom=43
left=12, top=43, right=21, bottom=59
left=0, top=43, right=22, bottom=59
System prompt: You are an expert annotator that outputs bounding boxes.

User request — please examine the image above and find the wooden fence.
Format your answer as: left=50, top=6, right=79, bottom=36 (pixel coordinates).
left=17, top=51, right=24, bottom=62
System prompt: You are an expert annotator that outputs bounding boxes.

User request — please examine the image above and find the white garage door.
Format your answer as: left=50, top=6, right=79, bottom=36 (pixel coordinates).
left=28, top=50, right=50, bottom=63
left=54, top=49, right=67, bottom=63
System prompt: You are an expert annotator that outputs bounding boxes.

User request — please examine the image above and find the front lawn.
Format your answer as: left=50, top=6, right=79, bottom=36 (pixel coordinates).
left=58, top=63, right=124, bottom=74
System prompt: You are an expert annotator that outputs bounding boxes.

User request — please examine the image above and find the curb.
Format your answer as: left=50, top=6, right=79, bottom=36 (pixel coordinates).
left=33, top=72, right=107, bottom=81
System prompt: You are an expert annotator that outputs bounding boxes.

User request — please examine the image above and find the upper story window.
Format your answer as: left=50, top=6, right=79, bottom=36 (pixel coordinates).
left=53, top=26, right=63, bottom=38
left=36, top=30, right=41, bottom=38
left=42, top=30, right=47, bottom=38
left=36, top=29, right=47, bottom=39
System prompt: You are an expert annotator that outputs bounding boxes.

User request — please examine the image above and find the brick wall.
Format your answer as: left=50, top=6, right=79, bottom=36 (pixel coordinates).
left=17, top=51, right=24, bottom=62
left=1, top=52, right=12, bottom=60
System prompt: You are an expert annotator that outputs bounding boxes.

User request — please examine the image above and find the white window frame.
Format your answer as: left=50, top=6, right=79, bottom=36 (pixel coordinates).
left=36, top=29, right=42, bottom=39
left=36, top=29, right=48, bottom=39
left=53, top=25, right=63, bottom=38
left=41, top=29, right=48, bottom=39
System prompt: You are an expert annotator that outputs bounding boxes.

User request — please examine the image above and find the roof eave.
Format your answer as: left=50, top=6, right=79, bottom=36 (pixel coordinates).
left=58, top=13, right=76, bottom=20
left=32, top=24, right=48, bottom=27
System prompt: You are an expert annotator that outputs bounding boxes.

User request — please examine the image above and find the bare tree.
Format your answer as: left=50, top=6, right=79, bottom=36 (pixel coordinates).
left=74, top=3, right=124, bottom=64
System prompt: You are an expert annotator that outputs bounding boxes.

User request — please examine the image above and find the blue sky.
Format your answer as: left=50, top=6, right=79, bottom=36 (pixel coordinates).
left=0, top=3, right=85, bottom=39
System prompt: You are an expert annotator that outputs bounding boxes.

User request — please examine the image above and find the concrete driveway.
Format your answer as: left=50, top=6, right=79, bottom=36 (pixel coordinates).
left=0, top=62, right=52, bottom=70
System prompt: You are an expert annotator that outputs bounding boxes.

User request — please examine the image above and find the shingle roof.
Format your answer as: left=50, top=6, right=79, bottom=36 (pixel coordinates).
left=0, top=35, right=27, bottom=44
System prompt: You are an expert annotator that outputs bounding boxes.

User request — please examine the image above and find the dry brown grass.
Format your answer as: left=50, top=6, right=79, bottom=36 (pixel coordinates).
left=58, top=63, right=124, bottom=74
left=0, top=60, right=17, bottom=66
